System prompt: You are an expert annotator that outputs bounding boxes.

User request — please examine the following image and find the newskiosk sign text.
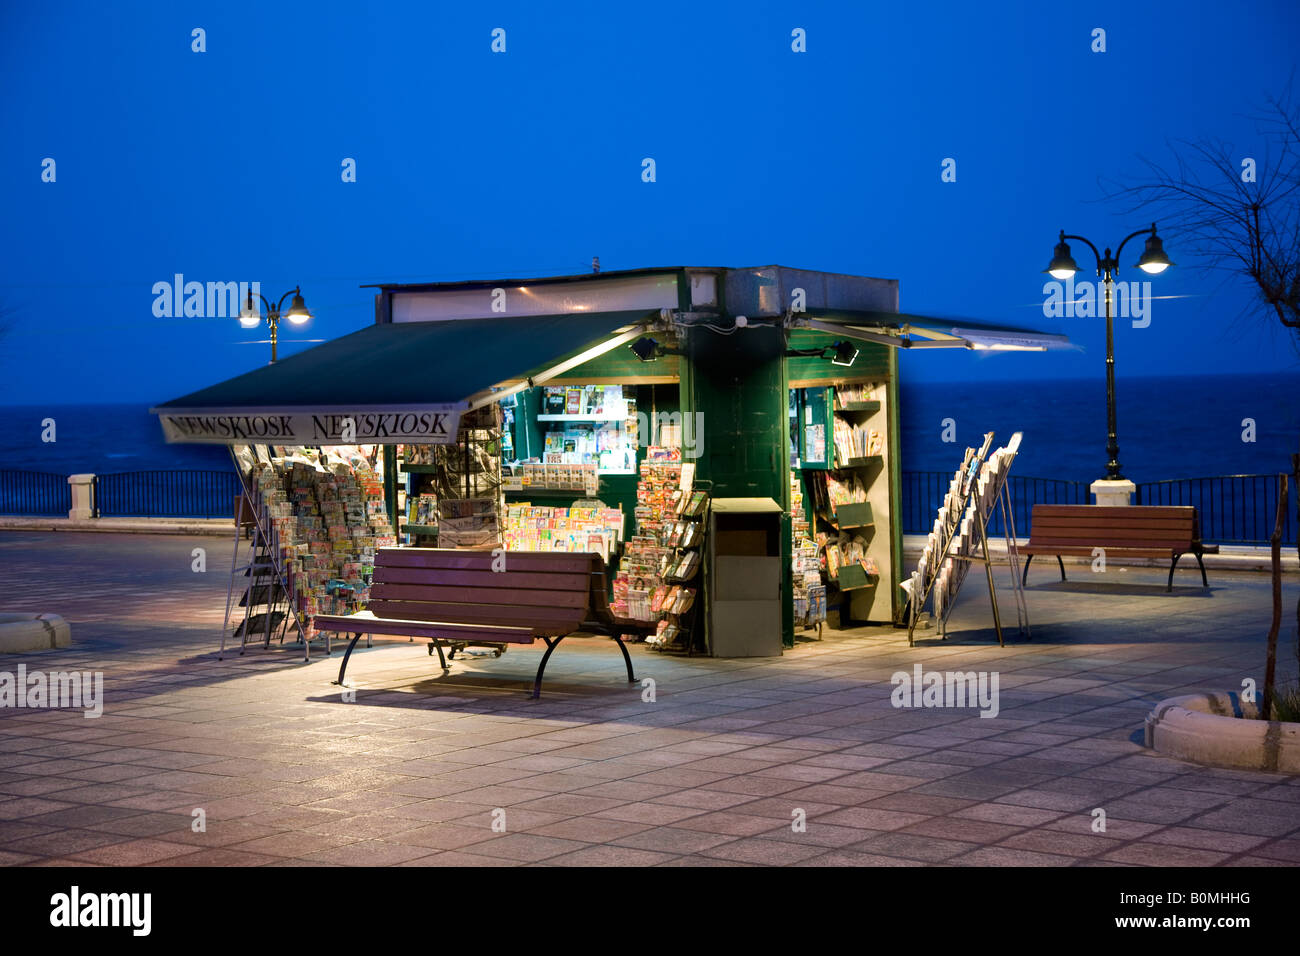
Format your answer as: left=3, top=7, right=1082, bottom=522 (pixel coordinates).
left=158, top=410, right=462, bottom=444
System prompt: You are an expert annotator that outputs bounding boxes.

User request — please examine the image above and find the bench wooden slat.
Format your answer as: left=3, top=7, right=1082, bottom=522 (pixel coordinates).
left=1031, top=517, right=1195, bottom=531
left=1027, top=505, right=1195, bottom=519
left=313, top=612, right=536, bottom=644
left=1024, top=533, right=1190, bottom=546
left=370, top=582, right=589, bottom=609
left=1032, top=515, right=1192, bottom=528
left=1022, top=545, right=1174, bottom=557
left=377, top=566, right=593, bottom=591
left=377, top=548, right=598, bottom=574
left=367, top=598, right=585, bottom=631
left=1029, top=535, right=1192, bottom=548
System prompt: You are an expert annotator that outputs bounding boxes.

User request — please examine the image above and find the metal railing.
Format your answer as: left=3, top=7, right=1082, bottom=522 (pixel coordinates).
left=1136, top=475, right=1297, bottom=546
left=5, top=466, right=1296, bottom=542
left=94, top=470, right=241, bottom=518
left=0, top=470, right=71, bottom=516
left=902, top=471, right=1296, bottom=545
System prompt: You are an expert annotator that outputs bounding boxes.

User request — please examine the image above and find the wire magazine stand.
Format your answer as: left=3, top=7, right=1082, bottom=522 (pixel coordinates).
left=902, top=432, right=1029, bottom=647
left=220, top=465, right=307, bottom=660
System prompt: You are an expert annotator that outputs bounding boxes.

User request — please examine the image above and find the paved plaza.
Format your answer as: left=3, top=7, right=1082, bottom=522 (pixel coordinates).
left=0, top=531, right=1297, bottom=867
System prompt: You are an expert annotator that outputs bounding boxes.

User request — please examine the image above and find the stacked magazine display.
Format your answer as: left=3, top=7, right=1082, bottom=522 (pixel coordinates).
left=613, top=452, right=682, bottom=621
left=221, top=445, right=395, bottom=661
left=609, top=452, right=709, bottom=653
left=901, top=431, right=1028, bottom=646
left=503, top=504, right=625, bottom=562
left=537, top=383, right=639, bottom=475
left=790, top=469, right=826, bottom=633
left=647, top=486, right=709, bottom=654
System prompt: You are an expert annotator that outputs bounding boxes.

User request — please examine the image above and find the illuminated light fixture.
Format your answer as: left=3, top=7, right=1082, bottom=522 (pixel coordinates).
left=952, top=329, right=1064, bottom=352
left=238, top=284, right=311, bottom=364
left=284, top=288, right=312, bottom=325
left=629, top=336, right=659, bottom=362
left=1135, top=225, right=1173, bottom=274
left=284, top=287, right=312, bottom=325
left=830, top=341, right=859, bottom=367
left=1044, top=232, right=1079, bottom=280
left=238, top=291, right=262, bottom=329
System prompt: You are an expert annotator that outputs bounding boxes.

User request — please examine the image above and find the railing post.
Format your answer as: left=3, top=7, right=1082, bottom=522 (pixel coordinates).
left=68, top=473, right=95, bottom=520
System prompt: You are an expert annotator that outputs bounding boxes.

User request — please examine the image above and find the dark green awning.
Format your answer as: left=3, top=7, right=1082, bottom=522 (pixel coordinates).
left=151, top=310, right=655, bottom=444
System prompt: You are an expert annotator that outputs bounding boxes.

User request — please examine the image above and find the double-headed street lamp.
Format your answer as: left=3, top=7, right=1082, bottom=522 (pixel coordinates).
left=239, top=286, right=312, bottom=364
left=1044, top=224, right=1172, bottom=485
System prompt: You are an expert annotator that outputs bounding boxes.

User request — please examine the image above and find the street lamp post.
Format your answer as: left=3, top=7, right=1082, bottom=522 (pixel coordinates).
left=1044, top=224, right=1172, bottom=502
left=239, top=286, right=312, bottom=364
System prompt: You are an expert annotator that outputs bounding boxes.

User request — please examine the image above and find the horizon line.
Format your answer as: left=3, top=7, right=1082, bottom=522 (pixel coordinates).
left=2, top=368, right=1300, bottom=407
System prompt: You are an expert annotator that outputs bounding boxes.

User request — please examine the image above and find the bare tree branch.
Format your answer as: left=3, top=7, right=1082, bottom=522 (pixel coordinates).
left=1102, top=91, right=1300, bottom=344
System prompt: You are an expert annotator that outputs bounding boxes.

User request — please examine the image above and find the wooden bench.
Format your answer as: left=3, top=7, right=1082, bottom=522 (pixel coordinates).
left=313, top=547, right=651, bottom=698
left=1020, top=505, right=1219, bottom=592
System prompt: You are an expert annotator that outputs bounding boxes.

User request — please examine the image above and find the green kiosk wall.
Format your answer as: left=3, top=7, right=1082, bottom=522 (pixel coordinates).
left=497, top=316, right=902, bottom=652
left=679, top=323, right=796, bottom=647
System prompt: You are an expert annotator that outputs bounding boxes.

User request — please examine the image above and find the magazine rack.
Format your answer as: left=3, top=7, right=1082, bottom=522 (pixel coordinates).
left=221, top=460, right=314, bottom=660
left=901, top=432, right=1029, bottom=647
left=650, top=483, right=711, bottom=656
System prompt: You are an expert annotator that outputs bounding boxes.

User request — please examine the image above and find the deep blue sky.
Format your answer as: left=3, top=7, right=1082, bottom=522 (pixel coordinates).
left=2, top=0, right=1298, bottom=405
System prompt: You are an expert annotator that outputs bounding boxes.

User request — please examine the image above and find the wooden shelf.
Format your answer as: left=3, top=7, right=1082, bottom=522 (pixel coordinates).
left=401, top=524, right=438, bottom=535
left=833, top=501, right=874, bottom=529
left=833, top=455, right=882, bottom=470
left=400, top=464, right=440, bottom=474
left=835, top=564, right=879, bottom=591
left=834, top=401, right=881, bottom=414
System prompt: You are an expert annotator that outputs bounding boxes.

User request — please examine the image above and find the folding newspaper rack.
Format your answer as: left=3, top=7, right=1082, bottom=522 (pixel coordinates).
left=220, top=477, right=316, bottom=660
left=900, top=432, right=1029, bottom=647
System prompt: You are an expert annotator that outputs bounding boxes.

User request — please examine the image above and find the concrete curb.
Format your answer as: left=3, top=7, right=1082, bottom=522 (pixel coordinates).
left=0, top=518, right=235, bottom=537
left=1144, top=692, right=1300, bottom=773
left=0, top=613, right=72, bottom=653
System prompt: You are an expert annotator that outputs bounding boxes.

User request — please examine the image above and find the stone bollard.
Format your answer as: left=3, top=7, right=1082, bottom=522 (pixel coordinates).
left=68, top=474, right=95, bottom=520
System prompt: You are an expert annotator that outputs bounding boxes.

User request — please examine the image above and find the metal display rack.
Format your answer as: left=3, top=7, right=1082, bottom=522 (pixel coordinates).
left=220, top=449, right=378, bottom=662
left=650, top=483, right=711, bottom=656
left=220, top=468, right=315, bottom=659
left=901, top=432, right=1029, bottom=647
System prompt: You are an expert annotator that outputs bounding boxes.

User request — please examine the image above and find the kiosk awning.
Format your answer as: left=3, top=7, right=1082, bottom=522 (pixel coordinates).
left=152, top=310, right=656, bottom=444
left=802, top=310, right=1075, bottom=352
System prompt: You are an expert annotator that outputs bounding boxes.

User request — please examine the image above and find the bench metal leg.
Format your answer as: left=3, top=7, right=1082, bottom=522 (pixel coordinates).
left=1167, top=553, right=1182, bottom=592
left=532, top=636, right=564, bottom=699
left=1195, top=551, right=1208, bottom=587
left=428, top=642, right=449, bottom=670
left=1021, top=554, right=1032, bottom=586
left=613, top=634, right=636, bottom=683
left=1056, top=555, right=1066, bottom=581
left=334, top=632, right=364, bottom=686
